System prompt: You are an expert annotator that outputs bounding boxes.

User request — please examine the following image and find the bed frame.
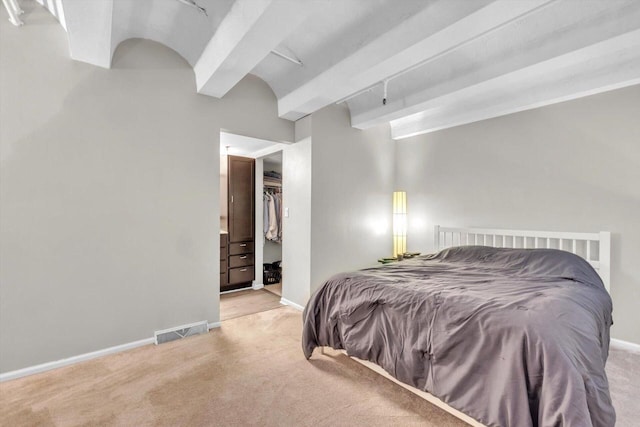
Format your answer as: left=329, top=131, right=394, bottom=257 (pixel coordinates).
left=340, top=351, right=485, bottom=426
left=330, top=226, right=612, bottom=427
left=435, top=225, right=611, bottom=292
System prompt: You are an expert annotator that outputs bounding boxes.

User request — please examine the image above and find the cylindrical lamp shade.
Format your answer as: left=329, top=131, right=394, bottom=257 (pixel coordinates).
left=392, top=191, right=407, bottom=257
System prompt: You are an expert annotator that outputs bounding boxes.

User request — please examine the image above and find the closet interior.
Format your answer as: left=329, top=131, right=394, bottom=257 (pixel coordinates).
left=220, top=154, right=255, bottom=292
left=219, top=144, right=284, bottom=298
left=262, top=153, right=282, bottom=297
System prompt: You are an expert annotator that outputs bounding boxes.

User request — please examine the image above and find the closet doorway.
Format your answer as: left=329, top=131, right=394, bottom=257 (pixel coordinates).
left=262, top=152, right=283, bottom=298
left=218, top=132, right=286, bottom=321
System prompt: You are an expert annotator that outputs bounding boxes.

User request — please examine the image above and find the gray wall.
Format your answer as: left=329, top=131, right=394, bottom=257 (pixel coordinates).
left=4, top=2, right=637, bottom=377
left=309, top=104, right=395, bottom=292
left=395, top=85, right=640, bottom=344
left=0, top=8, right=293, bottom=373
left=281, top=118, right=312, bottom=306
left=281, top=105, right=396, bottom=307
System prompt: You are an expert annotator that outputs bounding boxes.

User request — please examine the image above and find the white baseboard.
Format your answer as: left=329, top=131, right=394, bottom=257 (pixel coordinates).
left=0, top=337, right=154, bottom=382
left=220, top=286, right=252, bottom=295
left=1, top=319, right=221, bottom=382
left=208, top=321, right=221, bottom=330
left=252, top=281, right=264, bottom=290
left=280, top=297, right=305, bottom=311
left=3, top=324, right=633, bottom=383
left=611, top=338, right=640, bottom=353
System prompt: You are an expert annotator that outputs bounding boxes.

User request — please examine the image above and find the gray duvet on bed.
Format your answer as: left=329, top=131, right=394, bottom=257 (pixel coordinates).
left=302, top=246, right=615, bottom=427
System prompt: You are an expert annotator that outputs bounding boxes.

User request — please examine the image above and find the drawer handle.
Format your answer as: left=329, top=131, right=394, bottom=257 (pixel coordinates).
left=240, top=268, right=248, bottom=272
left=239, top=244, right=247, bottom=247
left=240, top=255, right=247, bottom=259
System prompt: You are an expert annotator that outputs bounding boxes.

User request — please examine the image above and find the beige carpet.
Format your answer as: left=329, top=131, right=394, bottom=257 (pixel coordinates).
left=606, top=346, right=640, bottom=427
left=1, top=306, right=638, bottom=426
left=0, top=307, right=465, bottom=426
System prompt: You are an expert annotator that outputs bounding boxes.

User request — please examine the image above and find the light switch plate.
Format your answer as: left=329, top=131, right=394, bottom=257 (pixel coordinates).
left=285, top=207, right=289, bottom=218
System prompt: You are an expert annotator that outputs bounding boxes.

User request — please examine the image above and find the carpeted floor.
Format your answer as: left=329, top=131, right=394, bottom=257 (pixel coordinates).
left=0, top=307, right=466, bottom=426
left=606, top=346, right=640, bottom=426
left=0, top=306, right=638, bottom=426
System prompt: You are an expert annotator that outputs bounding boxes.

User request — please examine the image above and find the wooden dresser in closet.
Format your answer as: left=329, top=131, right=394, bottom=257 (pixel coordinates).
left=222, top=155, right=255, bottom=292
left=220, top=232, right=228, bottom=288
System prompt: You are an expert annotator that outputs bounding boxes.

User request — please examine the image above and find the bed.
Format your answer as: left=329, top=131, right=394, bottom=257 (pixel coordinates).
left=302, top=226, right=615, bottom=427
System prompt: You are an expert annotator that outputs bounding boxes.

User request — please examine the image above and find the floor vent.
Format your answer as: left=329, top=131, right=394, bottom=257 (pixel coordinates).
left=154, top=321, right=208, bottom=345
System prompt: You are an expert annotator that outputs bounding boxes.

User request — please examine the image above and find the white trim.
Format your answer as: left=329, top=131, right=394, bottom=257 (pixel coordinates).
left=208, top=321, right=221, bottom=330
left=434, top=225, right=611, bottom=292
left=219, top=284, right=266, bottom=294
left=280, top=297, right=305, bottom=311
left=0, top=337, right=154, bottom=382
left=611, top=338, right=640, bottom=353
left=251, top=144, right=285, bottom=159
left=220, top=286, right=252, bottom=295
left=1, top=319, right=223, bottom=382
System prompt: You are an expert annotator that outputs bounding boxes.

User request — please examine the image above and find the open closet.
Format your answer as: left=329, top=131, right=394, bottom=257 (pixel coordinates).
left=262, top=153, right=283, bottom=296
left=218, top=132, right=284, bottom=321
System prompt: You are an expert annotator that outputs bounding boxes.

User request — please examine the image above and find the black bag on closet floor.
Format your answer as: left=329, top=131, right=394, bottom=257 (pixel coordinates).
left=263, top=261, right=281, bottom=285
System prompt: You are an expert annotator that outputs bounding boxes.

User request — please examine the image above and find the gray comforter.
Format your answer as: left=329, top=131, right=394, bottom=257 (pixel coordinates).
left=302, top=246, right=615, bottom=427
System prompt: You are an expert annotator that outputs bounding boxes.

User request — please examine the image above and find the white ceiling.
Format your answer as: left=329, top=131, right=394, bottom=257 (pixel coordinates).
left=25, top=0, right=640, bottom=139
left=110, top=0, right=234, bottom=67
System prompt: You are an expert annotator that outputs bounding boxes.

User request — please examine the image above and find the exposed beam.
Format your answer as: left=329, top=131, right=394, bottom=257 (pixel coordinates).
left=350, top=0, right=640, bottom=130
left=37, top=0, right=68, bottom=30
left=389, top=30, right=640, bottom=139
left=194, top=0, right=313, bottom=98
left=61, top=0, right=113, bottom=68
left=277, top=0, right=554, bottom=121
left=3, top=0, right=24, bottom=26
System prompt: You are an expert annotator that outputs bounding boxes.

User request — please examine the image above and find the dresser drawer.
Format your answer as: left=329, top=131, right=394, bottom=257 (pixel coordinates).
left=229, top=241, right=254, bottom=255
left=220, top=271, right=227, bottom=287
left=220, top=259, right=227, bottom=271
left=220, top=234, right=228, bottom=261
left=229, top=266, right=254, bottom=284
left=229, top=253, right=253, bottom=268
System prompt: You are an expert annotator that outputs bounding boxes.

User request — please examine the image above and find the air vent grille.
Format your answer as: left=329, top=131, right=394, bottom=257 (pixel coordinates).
left=154, top=321, right=208, bottom=345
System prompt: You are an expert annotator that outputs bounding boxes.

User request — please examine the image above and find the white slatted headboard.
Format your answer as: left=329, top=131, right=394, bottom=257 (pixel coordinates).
left=434, top=226, right=611, bottom=292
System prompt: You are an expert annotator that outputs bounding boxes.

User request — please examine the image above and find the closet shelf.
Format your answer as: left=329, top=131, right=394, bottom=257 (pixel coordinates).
left=264, top=179, right=281, bottom=188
